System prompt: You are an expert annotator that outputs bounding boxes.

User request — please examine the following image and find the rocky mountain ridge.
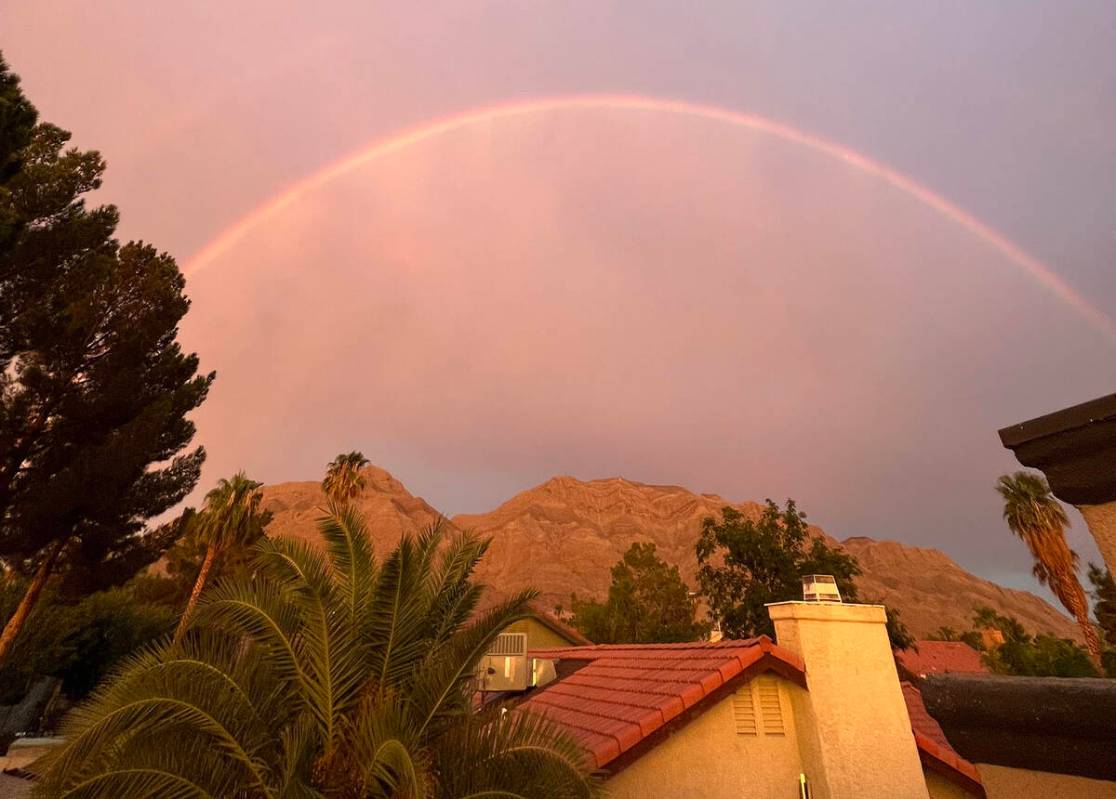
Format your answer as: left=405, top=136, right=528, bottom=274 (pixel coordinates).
left=259, top=467, right=1079, bottom=641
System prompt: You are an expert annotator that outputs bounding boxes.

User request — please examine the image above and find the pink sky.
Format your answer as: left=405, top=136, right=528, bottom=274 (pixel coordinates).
left=3, top=2, right=1115, bottom=592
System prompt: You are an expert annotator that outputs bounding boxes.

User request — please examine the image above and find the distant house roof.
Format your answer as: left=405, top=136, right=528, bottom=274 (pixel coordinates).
left=902, top=682, right=985, bottom=797
left=519, top=638, right=806, bottom=771
left=896, top=641, right=987, bottom=683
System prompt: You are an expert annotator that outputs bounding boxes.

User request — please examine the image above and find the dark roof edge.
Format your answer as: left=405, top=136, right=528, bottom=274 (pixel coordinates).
left=998, top=392, right=1116, bottom=448
left=922, top=674, right=1116, bottom=782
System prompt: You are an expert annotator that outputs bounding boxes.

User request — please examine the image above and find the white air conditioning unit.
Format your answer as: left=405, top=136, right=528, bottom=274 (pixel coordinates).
left=802, top=574, right=842, bottom=603
left=478, top=633, right=529, bottom=691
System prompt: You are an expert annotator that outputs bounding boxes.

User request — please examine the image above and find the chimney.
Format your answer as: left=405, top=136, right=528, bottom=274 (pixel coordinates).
left=767, top=594, right=930, bottom=799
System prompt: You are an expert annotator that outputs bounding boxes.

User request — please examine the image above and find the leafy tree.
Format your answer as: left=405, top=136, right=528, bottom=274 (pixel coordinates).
left=968, top=605, right=1099, bottom=678
left=695, top=501, right=861, bottom=640
left=322, top=450, right=370, bottom=503
left=1087, top=563, right=1116, bottom=646
left=571, top=542, right=709, bottom=643
left=173, top=472, right=270, bottom=641
left=928, top=626, right=983, bottom=652
left=995, top=472, right=1102, bottom=667
left=0, top=55, right=211, bottom=662
left=32, top=506, right=601, bottom=798
left=0, top=581, right=175, bottom=705
left=882, top=605, right=916, bottom=651
left=931, top=626, right=959, bottom=641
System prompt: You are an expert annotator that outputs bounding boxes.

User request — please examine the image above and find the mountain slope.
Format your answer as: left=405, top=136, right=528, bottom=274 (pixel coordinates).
left=260, top=465, right=460, bottom=553
left=259, top=468, right=1078, bottom=641
left=453, top=475, right=1079, bottom=640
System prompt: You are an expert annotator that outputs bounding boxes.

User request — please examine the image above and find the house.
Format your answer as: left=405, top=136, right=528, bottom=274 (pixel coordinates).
left=497, top=600, right=984, bottom=798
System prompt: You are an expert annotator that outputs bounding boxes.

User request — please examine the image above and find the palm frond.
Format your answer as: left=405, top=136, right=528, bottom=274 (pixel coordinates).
left=434, top=707, right=603, bottom=799
left=367, top=529, right=444, bottom=694
left=317, top=502, right=377, bottom=625
left=411, top=588, right=537, bottom=737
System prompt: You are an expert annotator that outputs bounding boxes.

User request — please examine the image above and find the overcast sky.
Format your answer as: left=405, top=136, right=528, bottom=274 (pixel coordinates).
left=3, top=2, right=1115, bottom=594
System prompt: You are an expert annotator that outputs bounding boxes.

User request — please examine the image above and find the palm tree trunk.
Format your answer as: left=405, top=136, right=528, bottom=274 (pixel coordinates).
left=0, top=538, right=66, bottom=665
left=1065, top=578, right=1104, bottom=671
left=175, top=544, right=217, bottom=643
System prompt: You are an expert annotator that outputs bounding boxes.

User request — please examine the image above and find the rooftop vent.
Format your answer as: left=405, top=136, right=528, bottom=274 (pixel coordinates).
left=802, top=574, right=842, bottom=603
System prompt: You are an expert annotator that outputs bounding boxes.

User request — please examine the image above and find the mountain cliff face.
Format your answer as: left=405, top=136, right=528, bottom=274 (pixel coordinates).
left=260, top=465, right=459, bottom=553
left=260, top=468, right=1079, bottom=641
left=839, top=537, right=1079, bottom=641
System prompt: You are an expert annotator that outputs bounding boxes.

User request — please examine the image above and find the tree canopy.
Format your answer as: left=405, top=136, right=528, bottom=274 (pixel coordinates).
left=322, top=450, right=370, bottom=503
left=695, top=501, right=861, bottom=640
left=1088, top=563, right=1116, bottom=645
left=571, top=542, right=709, bottom=644
left=930, top=605, right=1108, bottom=678
left=0, top=53, right=211, bottom=661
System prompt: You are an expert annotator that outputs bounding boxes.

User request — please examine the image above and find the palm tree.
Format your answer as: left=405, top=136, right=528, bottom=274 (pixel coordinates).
left=33, top=505, right=600, bottom=798
left=323, top=451, right=370, bottom=504
left=996, top=471, right=1103, bottom=668
left=173, top=472, right=270, bottom=642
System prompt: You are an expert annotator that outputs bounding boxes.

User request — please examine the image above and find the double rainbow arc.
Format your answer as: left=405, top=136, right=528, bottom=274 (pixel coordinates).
left=185, top=94, right=1116, bottom=345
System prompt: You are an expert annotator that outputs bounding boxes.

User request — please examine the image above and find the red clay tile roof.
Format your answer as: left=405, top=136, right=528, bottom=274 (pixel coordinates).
left=896, top=641, right=988, bottom=681
left=903, top=681, right=985, bottom=797
left=515, top=638, right=984, bottom=796
left=518, top=638, right=806, bottom=770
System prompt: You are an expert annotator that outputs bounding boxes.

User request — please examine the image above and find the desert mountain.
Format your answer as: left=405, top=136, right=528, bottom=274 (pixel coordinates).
left=260, top=468, right=1079, bottom=641
left=261, top=465, right=461, bottom=551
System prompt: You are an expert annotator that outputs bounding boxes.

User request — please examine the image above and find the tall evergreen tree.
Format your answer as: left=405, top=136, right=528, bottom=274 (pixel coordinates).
left=0, top=54, right=212, bottom=662
left=571, top=542, right=709, bottom=643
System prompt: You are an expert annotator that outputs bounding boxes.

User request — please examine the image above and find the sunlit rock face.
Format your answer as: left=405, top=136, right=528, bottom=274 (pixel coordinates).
left=262, top=467, right=1079, bottom=641
left=260, top=465, right=462, bottom=556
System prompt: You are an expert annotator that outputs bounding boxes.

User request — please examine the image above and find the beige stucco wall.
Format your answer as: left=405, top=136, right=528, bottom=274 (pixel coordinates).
left=924, top=769, right=977, bottom=799
left=1078, top=502, right=1116, bottom=575
left=978, top=764, right=1116, bottom=798
left=768, top=602, right=931, bottom=799
left=503, top=618, right=576, bottom=650
left=606, top=675, right=809, bottom=799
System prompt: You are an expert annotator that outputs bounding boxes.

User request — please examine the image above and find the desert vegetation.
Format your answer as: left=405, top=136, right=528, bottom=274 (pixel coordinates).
left=32, top=504, right=600, bottom=798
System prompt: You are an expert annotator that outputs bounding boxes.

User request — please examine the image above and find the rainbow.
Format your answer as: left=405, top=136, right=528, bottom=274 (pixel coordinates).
left=184, top=94, right=1116, bottom=344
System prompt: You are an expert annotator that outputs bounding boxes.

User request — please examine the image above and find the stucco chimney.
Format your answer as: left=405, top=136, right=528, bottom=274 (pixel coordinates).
left=767, top=601, right=930, bottom=799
